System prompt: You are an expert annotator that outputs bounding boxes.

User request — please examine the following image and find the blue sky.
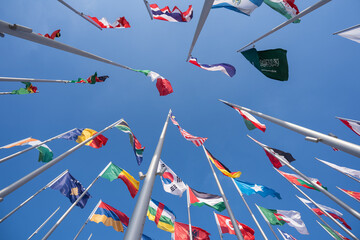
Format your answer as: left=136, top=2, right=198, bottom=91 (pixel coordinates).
left=0, top=0, right=359, bottom=239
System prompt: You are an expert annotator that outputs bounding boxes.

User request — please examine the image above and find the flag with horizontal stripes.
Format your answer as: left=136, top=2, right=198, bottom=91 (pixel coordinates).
left=277, top=228, right=297, bottom=240
left=87, top=16, right=130, bottom=28
left=204, top=147, right=241, bottom=178
left=188, top=186, right=225, bottom=211
left=318, top=222, right=350, bottom=240
left=278, top=170, right=327, bottom=191
left=147, top=198, right=176, bottom=233
left=189, top=56, right=236, bottom=77
left=317, top=159, right=360, bottom=181
left=150, top=4, right=193, bottom=22
left=232, top=106, right=266, bottom=132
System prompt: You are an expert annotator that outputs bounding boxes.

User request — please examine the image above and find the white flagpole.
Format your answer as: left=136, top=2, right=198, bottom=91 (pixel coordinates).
left=186, top=185, right=193, bottom=240
left=0, top=119, right=123, bottom=202
left=42, top=162, right=112, bottom=240
left=0, top=92, right=16, bottom=95
left=213, top=212, right=224, bottom=240
left=277, top=228, right=287, bottom=240
left=0, top=128, right=76, bottom=164
left=0, top=170, right=68, bottom=223
left=73, top=200, right=102, bottom=240
left=27, top=207, right=60, bottom=240
left=315, top=158, right=360, bottom=183
left=87, top=233, right=93, bottom=240
left=142, top=0, right=153, bottom=20
left=333, top=24, right=360, bottom=35
left=337, top=187, right=360, bottom=203
left=236, top=0, right=331, bottom=52
left=255, top=204, right=280, bottom=240
left=0, top=77, right=71, bottom=83
left=201, top=145, right=244, bottom=240
left=231, top=178, right=268, bottom=240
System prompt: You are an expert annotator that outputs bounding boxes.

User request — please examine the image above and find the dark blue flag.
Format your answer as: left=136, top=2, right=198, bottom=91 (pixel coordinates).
left=59, top=128, right=84, bottom=141
left=49, top=171, right=91, bottom=208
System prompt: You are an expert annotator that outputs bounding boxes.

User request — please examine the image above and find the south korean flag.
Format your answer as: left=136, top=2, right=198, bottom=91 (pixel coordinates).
left=158, top=160, right=187, bottom=197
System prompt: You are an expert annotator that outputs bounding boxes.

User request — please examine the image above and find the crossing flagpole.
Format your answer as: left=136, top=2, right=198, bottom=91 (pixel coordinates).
left=0, top=128, right=76, bottom=164
left=201, top=145, right=244, bottom=240
left=231, top=178, right=268, bottom=240
left=0, top=77, right=71, bottom=84
left=248, top=135, right=360, bottom=221
left=213, top=212, right=224, bottom=240
left=236, top=0, right=331, bottom=52
left=73, top=200, right=102, bottom=240
left=219, top=99, right=360, bottom=159
left=0, top=170, right=68, bottom=223
left=42, top=162, right=112, bottom=240
left=255, top=204, right=280, bottom=240
left=315, top=158, right=360, bottom=183
left=124, top=110, right=171, bottom=240
left=186, top=185, right=193, bottom=240
left=28, top=207, right=60, bottom=240
left=0, top=119, right=123, bottom=202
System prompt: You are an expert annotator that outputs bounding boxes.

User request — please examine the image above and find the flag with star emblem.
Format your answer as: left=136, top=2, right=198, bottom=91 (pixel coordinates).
left=214, top=213, right=255, bottom=240
left=48, top=171, right=91, bottom=208
left=337, top=187, right=360, bottom=202
left=234, top=179, right=281, bottom=199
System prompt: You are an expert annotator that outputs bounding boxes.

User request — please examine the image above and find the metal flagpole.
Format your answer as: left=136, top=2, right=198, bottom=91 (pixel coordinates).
left=0, top=92, right=21, bottom=95
left=231, top=178, right=268, bottom=240
left=57, top=0, right=103, bottom=30
left=337, top=187, right=360, bottom=203
left=124, top=110, right=171, bottom=240
left=186, top=0, right=215, bottom=61
left=0, top=20, right=132, bottom=71
left=42, top=162, right=112, bottom=240
left=87, top=233, right=93, bottom=240
left=142, top=0, right=153, bottom=20
left=236, top=0, right=331, bottom=52
left=27, top=207, right=60, bottom=240
left=248, top=134, right=360, bottom=221
left=0, top=119, right=123, bottom=202
left=275, top=167, right=358, bottom=239
left=0, top=170, right=68, bottom=223
left=186, top=185, right=193, bottom=240
left=333, top=24, right=360, bottom=35
left=255, top=204, right=280, bottom=240
left=219, top=99, right=360, bottom=159
left=201, top=145, right=244, bottom=240
left=0, top=77, right=71, bottom=84
left=0, top=128, right=76, bottom=164
left=315, top=158, right=360, bottom=183
left=317, top=220, right=348, bottom=240
left=73, top=200, right=102, bottom=240
left=213, top=212, right=224, bottom=240
left=276, top=228, right=287, bottom=240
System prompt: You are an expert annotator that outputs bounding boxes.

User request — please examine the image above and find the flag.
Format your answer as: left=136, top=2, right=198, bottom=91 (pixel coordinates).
left=214, top=213, right=255, bottom=240
left=204, top=148, right=241, bottom=178
left=212, top=0, right=263, bottom=15
left=277, top=229, right=297, bottom=240
left=188, top=186, right=225, bottom=211
left=170, top=113, right=207, bottom=147
left=147, top=198, right=176, bottom=233
left=158, top=160, right=187, bottom=197
left=334, top=25, right=360, bottom=44
left=59, top=128, right=108, bottom=148
left=231, top=106, right=266, bottom=132
left=150, top=4, right=193, bottom=22
left=71, top=72, right=109, bottom=84
left=39, top=29, right=61, bottom=39
left=264, top=0, right=300, bottom=23
left=172, top=222, right=210, bottom=240
left=11, top=82, right=38, bottom=94
left=317, top=158, right=360, bottom=181
left=131, top=69, right=173, bottom=96
left=337, top=117, right=360, bottom=136
left=115, top=120, right=145, bottom=165
left=234, top=179, right=281, bottom=199
left=87, top=16, right=130, bottom=28
left=48, top=171, right=91, bottom=208
left=318, top=222, right=350, bottom=240
left=101, top=163, right=139, bottom=198
left=0, top=137, right=53, bottom=162
left=257, top=205, right=309, bottom=234
left=90, top=201, right=129, bottom=232
left=189, top=56, right=236, bottom=77
left=338, top=187, right=360, bottom=202
left=241, top=48, right=289, bottom=81
left=278, top=170, right=327, bottom=191
left=298, top=197, right=351, bottom=230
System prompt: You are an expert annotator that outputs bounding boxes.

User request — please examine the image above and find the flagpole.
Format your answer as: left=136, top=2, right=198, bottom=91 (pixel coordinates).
left=333, top=24, right=360, bottom=35
left=276, top=228, right=287, bottom=240
left=315, top=158, right=360, bottom=183
left=337, top=187, right=360, bottom=203
left=28, top=206, right=60, bottom=240
left=201, top=145, right=244, bottom=240
left=213, top=212, right=224, bottom=240
left=124, top=110, right=171, bottom=240
left=0, top=119, right=123, bottom=202
left=186, top=185, right=193, bottom=240
left=231, top=178, right=268, bottom=240
left=0, top=128, right=76, bottom=164
left=87, top=233, right=93, bottom=240
left=0, top=77, right=71, bottom=84
left=248, top=135, right=360, bottom=221
left=0, top=92, right=16, bottom=95
left=42, top=162, right=112, bottom=240
left=73, top=200, right=102, bottom=240
left=0, top=170, right=68, bottom=223
left=275, top=167, right=357, bottom=239
left=57, top=0, right=103, bottom=30
left=186, top=0, right=215, bottom=61
left=0, top=20, right=132, bottom=71
left=236, top=0, right=331, bottom=52
left=255, top=204, right=280, bottom=240
left=142, top=0, right=153, bottom=20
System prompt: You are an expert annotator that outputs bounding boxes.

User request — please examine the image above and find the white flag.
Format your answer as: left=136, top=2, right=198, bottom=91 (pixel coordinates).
left=277, top=210, right=309, bottom=235
left=335, top=24, right=360, bottom=44
left=157, top=160, right=187, bottom=197
left=318, top=158, right=360, bottom=181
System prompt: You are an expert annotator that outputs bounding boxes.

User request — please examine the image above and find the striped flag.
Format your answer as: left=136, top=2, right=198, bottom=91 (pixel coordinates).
left=278, top=170, right=327, bottom=191
left=147, top=199, right=176, bottom=233
left=189, top=56, right=236, bottom=77
left=337, top=187, right=360, bottom=202
left=204, top=147, right=241, bottom=178
left=277, top=229, right=297, bottom=240
left=188, top=186, right=226, bottom=211
left=232, top=106, right=266, bottom=132
left=337, top=117, right=360, bottom=136
left=87, top=16, right=130, bottom=29
left=150, top=4, right=193, bottom=22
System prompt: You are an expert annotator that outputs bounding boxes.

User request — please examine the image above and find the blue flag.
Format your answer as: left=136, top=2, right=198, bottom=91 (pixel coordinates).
left=234, top=179, right=281, bottom=199
left=49, top=171, right=91, bottom=208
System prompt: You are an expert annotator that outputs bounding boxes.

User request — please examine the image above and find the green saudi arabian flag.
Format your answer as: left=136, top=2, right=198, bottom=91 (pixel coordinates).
left=241, top=48, right=289, bottom=81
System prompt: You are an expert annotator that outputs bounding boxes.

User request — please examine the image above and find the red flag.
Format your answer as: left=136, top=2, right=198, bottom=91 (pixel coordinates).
left=173, top=222, right=210, bottom=240
left=214, top=213, right=255, bottom=240
left=156, top=77, right=173, bottom=96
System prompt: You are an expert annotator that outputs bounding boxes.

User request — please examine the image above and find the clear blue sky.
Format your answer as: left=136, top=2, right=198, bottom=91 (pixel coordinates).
left=0, top=0, right=359, bottom=239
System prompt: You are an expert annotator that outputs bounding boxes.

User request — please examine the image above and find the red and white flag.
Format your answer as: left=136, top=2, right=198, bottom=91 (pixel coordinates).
left=337, top=117, right=360, bottom=136
left=214, top=213, right=255, bottom=240
left=87, top=16, right=130, bottom=28
left=233, top=106, right=266, bottom=132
